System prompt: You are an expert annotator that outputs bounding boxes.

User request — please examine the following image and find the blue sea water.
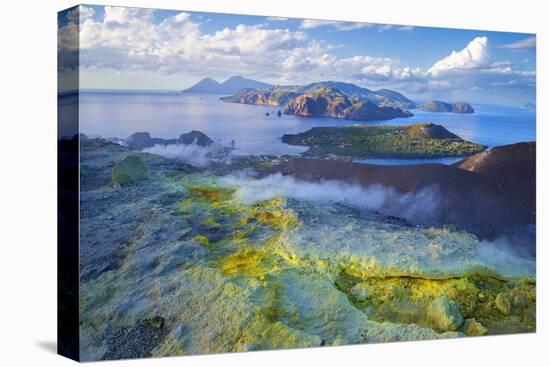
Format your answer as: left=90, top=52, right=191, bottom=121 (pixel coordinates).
left=353, top=157, right=466, bottom=166
left=77, top=91, right=536, bottom=161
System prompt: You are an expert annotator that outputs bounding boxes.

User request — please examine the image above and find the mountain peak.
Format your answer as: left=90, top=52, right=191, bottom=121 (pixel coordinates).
left=217, top=76, right=272, bottom=94
left=225, top=75, right=245, bottom=81
left=183, top=76, right=271, bottom=95
left=201, top=77, right=219, bottom=83
left=182, top=77, right=220, bottom=93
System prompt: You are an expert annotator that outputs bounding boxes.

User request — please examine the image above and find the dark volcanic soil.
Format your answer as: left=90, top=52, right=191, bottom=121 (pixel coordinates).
left=268, top=157, right=535, bottom=255
left=453, top=142, right=535, bottom=185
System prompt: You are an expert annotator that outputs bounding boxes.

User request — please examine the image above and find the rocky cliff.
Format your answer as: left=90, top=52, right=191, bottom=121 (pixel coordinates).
left=284, top=88, right=412, bottom=120
left=417, top=100, right=475, bottom=113
left=125, top=130, right=214, bottom=150
left=221, top=81, right=416, bottom=110
left=223, top=85, right=412, bottom=121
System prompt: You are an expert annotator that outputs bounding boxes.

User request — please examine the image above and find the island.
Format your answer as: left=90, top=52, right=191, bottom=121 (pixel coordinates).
left=222, top=80, right=416, bottom=108
left=182, top=75, right=272, bottom=94
left=222, top=84, right=414, bottom=121
left=417, top=100, right=475, bottom=113
left=284, top=87, right=413, bottom=120
left=281, top=122, right=485, bottom=159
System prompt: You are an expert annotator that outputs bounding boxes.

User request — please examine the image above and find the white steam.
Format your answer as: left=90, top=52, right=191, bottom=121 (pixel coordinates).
left=221, top=173, right=441, bottom=223
left=476, top=237, right=535, bottom=277
left=143, top=142, right=230, bottom=167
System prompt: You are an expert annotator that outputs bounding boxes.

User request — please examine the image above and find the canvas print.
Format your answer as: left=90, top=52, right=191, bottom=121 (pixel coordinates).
left=58, top=4, right=536, bottom=361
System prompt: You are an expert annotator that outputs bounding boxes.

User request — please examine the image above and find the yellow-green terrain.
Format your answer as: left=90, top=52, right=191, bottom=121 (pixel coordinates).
left=78, top=139, right=535, bottom=360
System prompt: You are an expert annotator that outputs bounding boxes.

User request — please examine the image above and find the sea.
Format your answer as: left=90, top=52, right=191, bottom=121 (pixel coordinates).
left=75, top=90, right=536, bottom=165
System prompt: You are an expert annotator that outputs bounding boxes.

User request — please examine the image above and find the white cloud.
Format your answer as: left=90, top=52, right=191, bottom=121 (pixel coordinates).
left=267, top=17, right=289, bottom=22
left=70, top=6, right=307, bottom=78
left=422, top=36, right=534, bottom=96
left=299, top=19, right=373, bottom=31
left=58, top=8, right=534, bottom=100
left=355, top=59, right=424, bottom=83
left=66, top=5, right=95, bottom=23
left=299, top=19, right=341, bottom=29
left=428, top=36, right=489, bottom=75
left=299, top=19, right=413, bottom=32
left=398, top=25, right=415, bottom=31
left=278, top=47, right=425, bottom=86
left=500, top=36, right=536, bottom=51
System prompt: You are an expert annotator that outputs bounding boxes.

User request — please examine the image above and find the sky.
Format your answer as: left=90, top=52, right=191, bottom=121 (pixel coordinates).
left=58, top=5, right=536, bottom=105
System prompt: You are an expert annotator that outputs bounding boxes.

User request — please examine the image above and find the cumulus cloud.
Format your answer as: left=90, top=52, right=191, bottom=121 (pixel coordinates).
left=352, top=58, right=424, bottom=84
left=222, top=173, right=441, bottom=224
left=398, top=25, right=415, bottom=31
left=376, top=24, right=415, bottom=32
left=267, top=16, right=289, bottom=22
left=299, top=20, right=414, bottom=33
left=280, top=48, right=425, bottom=87
left=419, top=36, right=535, bottom=96
left=299, top=19, right=374, bottom=31
left=299, top=19, right=415, bottom=33
left=65, top=5, right=307, bottom=78
left=428, top=36, right=489, bottom=75
left=499, top=36, right=536, bottom=51
left=58, top=6, right=535, bottom=98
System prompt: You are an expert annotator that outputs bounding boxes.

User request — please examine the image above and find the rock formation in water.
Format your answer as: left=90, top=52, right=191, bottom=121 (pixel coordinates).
left=177, top=130, right=215, bottom=147
left=125, top=130, right=214, bottom=150
left=452, top=101, right=475, bottom=113
left=417, top=100, right=475, bottom=113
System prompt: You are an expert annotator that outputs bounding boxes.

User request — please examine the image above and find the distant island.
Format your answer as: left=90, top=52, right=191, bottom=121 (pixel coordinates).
left=187, top=76, right=479, bottom=119
left=417, top=100, right=475, bottom=113
left=524, top=102, right=536, bottom=110
left=221, top=81, right=415, bottom=121
left=182, top=76, right=272, bottom=94
left=221, top=80, right=416, bottom=108
left=281, top=122, right=485, bottom=159
left=283, top=86, right=413, bottom=121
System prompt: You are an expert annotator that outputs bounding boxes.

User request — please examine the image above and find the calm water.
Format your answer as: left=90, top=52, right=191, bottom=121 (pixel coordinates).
left=353, top=157, right=466, bottom=166
left=78, top=91, right=536, bottom=159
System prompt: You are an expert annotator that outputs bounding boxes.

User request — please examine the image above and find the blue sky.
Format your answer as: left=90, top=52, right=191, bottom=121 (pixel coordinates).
left=59, top=5, right=536, bottom=105
left=195, top=11, right=535, bottom=70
